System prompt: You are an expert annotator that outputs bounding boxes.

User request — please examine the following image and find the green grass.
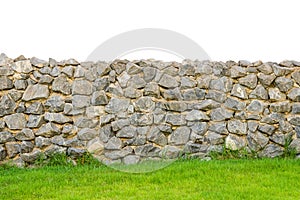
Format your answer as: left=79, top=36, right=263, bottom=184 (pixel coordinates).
left=1, top=159, right=300, bottom=200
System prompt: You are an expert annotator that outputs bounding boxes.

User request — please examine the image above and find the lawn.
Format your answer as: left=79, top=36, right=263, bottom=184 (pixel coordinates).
left=0, top=159, right=299, bottom=200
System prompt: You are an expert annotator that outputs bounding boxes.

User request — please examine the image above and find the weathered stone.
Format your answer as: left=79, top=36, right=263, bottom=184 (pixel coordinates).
left=259, top=144, right=283, bottom=158
left=87, top=138, right=104, bottom=155
left=130, top=113, right=153, bottom=126
left=180, top=77, right=197, bottom=89
left=186, top=110, right=209, bottom=121
left=72, top=79, right=93, bottom=95
left=0, top=145, right=6, bottom=160
left=162, top=87, right=183, bottom=100
left=116, top=126, right=137, bottom=138
left=193, top=99, right=220, bottom=111
left=289, top=139, right=300, bottom=153
left=0, top=95, right=16, bottom=117
left=224, top=97, right=246, bottom=111
left=247, top=131, right=269, bottom=151
left=272, top=64, right=293, bottom=76
left=238, top=74, right=257, bottom=89
left=231, top=84, right=248, bottom=99
left=44, top=145, right=67, bottom=156
left=225, top=134, right=246, bottom=150
left=197, top=75, right=214, bottom=89
left=105, top=137, right=122, bottom=150
left=210, top=107, right=233, bottom=121
left=261, top=113, right=284, bottom=124
left=20, top=149, right=42, bottom=163
left=247, top=100, right=264, bottom=113
left=94, top=77, right=109, bottom=91
left=258, top=124, right=276, bottom=135
left=270, top=133, right=288, bottom=146
left=44, top=112, right=72, bottom=124
left=257, top=63, right=273, bottom=74
left=15, top=128, right=35, bottom=141
left=291, top=71, right=300, bottom=85
left=292, top=103, right=300, bottom=114
left=182, top=88, right=205, bottom=101
left=22, top=84, right=49, bottom=101
left=86, top=106, right=105, bottom=118
left=209, top=77, right=233, bottom=92
left=105, top=98, right=130, bottom=114
left=287, top=88, right=300, bottom=102
left=166, top=114, right=186, bottom=126
left=67, top=147, right=86, bottom=159
left=14, top=79, right=28, bottom=90
left=147, top=126, right=167, bottom=146
left=205, top=131, right=224, bottom=145
left=0, top=76, right=13, bottom=90
left=135, top=144, right=160, bottom=157
left=268, top=88, right=286, bottom=101
left=20, top=141, right=34, bottom=153
left=44, top=96, right=65, bottom=112
left=287, top=115, right=300, bottom=126
left=0, top=131, right=14, bottom=143
left=77, top=128, right=97, bottom=141
left=62, top=124, right=78, bottom=136
left=158, top=74, right=179, bottom=89
left=169, top=126, right=191, bottom=145
left=208, top=122, right=228, bottom=135
left=163, top=101, right=187, bottom=112
left=126, top=62, right=142, bottom=75
left=52, top=75, right=72, bottom=95
left=247, top=121, right=259, bottom=132
left=36, top=122, right=61, bottom=137
left=100, top=114, right=115, bottom=126
left=144, top=82, right=160, bottom=98
left=5, top=142, right=21, bottom=158
left=134, top=97, right=155, bottom=112
left=205, top=90, right=226, bottom=103
left=227, top=120, right=247, bottom=135
left=4, top=113, right=26, bottom=130
left=123, top=155, right=140, bottom=165
left=50, top=67, right=61, bottom=77
left=195, top=62, right=212, bottom=75
left=183, top=142, right=208, bottom=154
left=124, top=87, right=143, bottom=99
left=143, top=67, right=157, bottom=82
left=12, top=60, right=33, bottom=73
left=274, top=77, right=294, bottom=93
left=257, top=73, right=276, bottom=86
left=25, top=102, right=44, bottom=115
left=270, top=101, right=291, bottom=113
left=127, top=75, right=146, bottom=89
left=72, top=95, right=90, bottom=109
left=159, top=145, right=181, bottom=159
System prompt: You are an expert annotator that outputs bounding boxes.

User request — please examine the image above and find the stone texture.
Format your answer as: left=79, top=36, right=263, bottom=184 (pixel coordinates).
left=4, top=113, right=26, bottom=130
left=287, top=88, right=300, bottom=102
left=231, top=84, right=248, bottom=99
left=169, top=126, right=191, bottom=145
left=12, top=60, right=33, bottom=73
left=52, top=75, right=72, bottom=95
left=105, top=98, right=130, bottom=114
left=227, top=120, right=247, bottom=135
left=158, top=74, right=179, bottom=89
left=22, top=84, right=49, bottom=101
left=238, top=74, right=257, bottom=89
left=225, top=134, right=246, bottom=150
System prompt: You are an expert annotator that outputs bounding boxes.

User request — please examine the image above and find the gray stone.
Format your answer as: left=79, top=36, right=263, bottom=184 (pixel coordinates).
left=247, top=121, right=259, bottom=132
left=123, top=155, right=140, bottom=165
left=30, top=57, right=47, bottom=68
left=182, top=88, right=205, bottom=101
left=160, top=145, right=181, bottom=159
left=197, top=75, right=214, bottom=89
left=77, top=128, right=97, bottom=141
left=67, top=147, right=86, bottom=159
left=257, top=73, right=276, bottom=86
left=86, top=138, right=104, bottom=155
left=180, top=77, right=197, bottom=89
left=52, top=75, right=72, bottom=95
left=72, top=95, right=90, bottom=109
left=44, top=112, right=72, bottom=124
left=117, top=72, right=131, bottom=88
left=0, top=76, right=13, bottom=90
left=130, top=113, right=153, bottom=126
left=126, top=62, right=142, bottom=75
left=22, top=84, right=49, bottom=101
left=194, top=99, right=220, bottom=111
left=287, top=88, right=300, bottom=102
left=124, top=87, right=143, bottom=99
left=116, top=126, right=137, bottom=138
left=45, top=96, right=65, bottom=112
left=62, top=66, right=74, bottom=77
left=105, top=137, right=122, bottom=150
left=5, top=142, right=21, bottom=158
left=36, top=122, right=61, bottom=137
left=270, top=101, right=291, bottom=113
left=127, top=75, right=146, bottom=89
left=296, top=126, right=300, bottom=138
left=15, top=128, right=35, bottom=141
left=86, top=106, right=105, bottom=118
left=72, top=79, right=93, bottom=95
left=289, top=139, right=300, bottom=153
left=259, top=144, right=283, bottom=158
left=0, top=121, right=5, bottom=130
left=134, top=97, right=155, bottom=112
left=144, top=82, right=160, bottom=98
left=238, top=74, right=257, bottom=89
left=227, top=120, right=247, bottom=135
left=205, top=90, right=226, bottom=103
left=291, top=71, right=300, bottom=85
left=258, top=124, right=276, bottom=135
left=166, top=114, right=186, bottom=126
left=158, top=74, right=179, bottom=89
left=0, top=131, right=14, bottom=143
left=40, top=75, right=54, bottom=84
left=20, top=141, right=34, bottom=153
left=292, top=103, right=300, bottom=114
left=275, top=77, right=294, bottom=92
left=12, top=60, right=33, bottom=73
left=0, top=95, right=16, bottom=117
left=195, top=63, right=212, bottom=75
left=8, top=90, right=23, bottom=102
left=205, top=131, right=224, bottom=145
left=143, top=67, right=157, bottom=82
left=225, top=134, right=246, bottom=150
left=44, top=145, right=67, bottom=156
left=270, top=133, right=287, bottom=146
left=0, top=66, right=13, bottom=76
left=231, top=84, right=248, bottom=99
left=208, top=122, right=228, bottom=135
left=14, top=79, right=27, bottom=90
left=224, top=97, right=246, bottom=111
left=105, top=98, right=130, bottom=114
left=169, top=126, right=191, bottom=145
left=209, top=77, right=233, bottom=92
left=111, top=119, right=130, bottom=132
left=105, top=149, right=132, bottom=160
left=100, top=114, right=115, bottom=125
left=247, top=131, right=269, bottom=151
left=164, top=101, right=188, bottom=112
left=261, top=113, right=284, bottom=124
left=4, top=113, right=26, bottom=130
left=135, top=144, right=160, bottom=157
left=183, top=142, right=208, bottom=154
left=162, top=87, right=183, bottom=100
left=247, top=100, right=264, bottom=113
left=74, top=65, right=86, bottom=78
left=94, top=77, right=109, bottom=90
left=25, top=102, right=44, bottom=115
left=272, top=64, right=293, bottom=76
left=50, top=67, right=61, bottom=77
left=186, top=110, right=209, bottom=121
left=210, top=107, right=233, bottom=121
left=0, top=145, right=6, bottom=161
left=20, top=149, right=42, bottom=163
left=230, top=65, right=247, bottom=78
left=278, top=120, right=293, bottom=133
left=287, top=115, right=300, bottom=126
left=257, top=63, right=273, bottom=74
left=268, top=88, right=286, bottom=101
left=147, top=126, right=167, bottom=146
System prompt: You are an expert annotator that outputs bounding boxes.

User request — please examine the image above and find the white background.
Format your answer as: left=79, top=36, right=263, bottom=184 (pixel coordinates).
left=0, top=0, right=299, bottom=62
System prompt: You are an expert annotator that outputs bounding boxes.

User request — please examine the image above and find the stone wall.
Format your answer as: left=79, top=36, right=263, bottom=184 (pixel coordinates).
left=0, top=53, right=300, bottom=166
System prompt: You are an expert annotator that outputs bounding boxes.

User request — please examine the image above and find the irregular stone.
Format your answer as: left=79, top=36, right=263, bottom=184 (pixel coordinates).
left=124, top=87, right=143, bottom=99
left=72, top=95, right=90, bottom=109
left=274, top=77, right=294, bottom=92
left=289, top=139, right=300, bottom=153
left=287, top=88, right=300, bottom=102
left=0, top=95, right=16, bottom=117
left=227, top=120, right=247, bottom=135
left=186, top=110, right=209, bottom=121
left=25, top=102, right=44, bottom=115
left=4, top=113, right=26, bottom=130
left=224, top=97, right=246, bottom=111
left=259, top=144, right=283, bottom=158
left=162, top=87, right=183, bottom=100
left=231, top=84, right=248, bottom=99
left=135, top=144, right=160, bottom=157
left=100, top=114, right=115, bottom=125
left=270, top=101, right=291, bottom=113
left=210, top=107, right=233, bottom=121
left=67, top=147, right=86, bottom=159
left=14, top=79, right=28, bottom=90
left=261, top=113, right=284, bottom=124
left=183, top=142, right=208, bottom=154
left=182, top=88, right=205, bottom=101
left=77, top=128, right=97, bottom=141
left=257, top=63, right=273, bottom=74
left=142, top=66, right=157, bottom=82
left=12, top=60, right=33, bottom=73
left=123, top=155, right=140, bottom=165
left=62, top=66, right=74, bottom=77
left=0, top=76, right=13, bottom=90
left=0, top=131, right=14, bottom=143
left=45, top=96, right=65, bottom=112
left=105, top=137, right=122, bottom=150
left=257, top=73, right=276, bottom=86
left=116, top=126, right=137, bottom=138
left=205, top=90, right=226, bottom=103
left=268, top=88, right=286, bottom=101
left=127, top=75, right=146, bottom=89
left=22, top=84, right=49, bottom=101
left=44, top=112, right=72, bottom=124
left=0, top=145, right=6, bottom=160
left=180, top=77, right=197, bottom=89
left=291, top=71, right=300, bottom=85
left=292, top=103, right=300, bottom=114
left=169, top=126, right=191, bottom=145
left=126, top=62, right=142, bottom=75
left=86, top=106, right=105, bottom=118
left=87, top=138, right=104, bottom=155
left=94, top=77, right=109, bottom=90
left=272, top=64, right=293, bottom=76
left=247, top=121, right=259, bottom=132
left=247, top=131, right=269, bottom=151
left=52, top=75, right=72, bottom=95
left=195, top=62, right=212, bottom=75
left=36, top=122, right=61, bottom=137
left=197, top=75, right=214, bottom=89
left=205, top=131, right=224, bottom=145
left=163, top=101, right=187, bottom=112
left=147, top=126, right=167, bottom=146
left=105, top=98, right=130, bottom=114
left=5, top=142, right=21, bottom=158
left=209, top=77, right=233, bottom=92
left=225, top=134, right=246, bottom=150
left=287, top=115, right=300, bottom=126
left=208, top=122, right=228, bottom=135
left=258, top=124, right=276, bottom=135
left=130, top=113, right=153, bottom=126
left=238, top=74, right=257, bottom=89
left=15, top=128, right=35, bottom=141
left=159, top=145, right=181, bottom=159
left=134, top=97, right=155, bottom=112
left=72, top=79, right=93, bottom=95
left=278, top=120, right=293, bottom=133
left=166, top=114, right=186, bottom=126
left=20, top=149, right=42, bottom=163
left=247, top=100, right=264, bottom=113
left=158, top=74, right=179, bottom=89
left=230, top=65, right=247, bottom=78
left=144, top=82, right=160, bottom=98
left=270, top=133, right=288, bottom=146
left=50, top=67, right=61, bottom=77
left=44, top=145, right=67, bottom=156
left=90, top=91, right=109, bottom=106
left=20, top=141, right=34, bottom=153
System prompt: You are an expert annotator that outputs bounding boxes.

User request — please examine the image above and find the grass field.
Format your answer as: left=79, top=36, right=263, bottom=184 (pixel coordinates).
left=1, top=159, right=300, bottom=200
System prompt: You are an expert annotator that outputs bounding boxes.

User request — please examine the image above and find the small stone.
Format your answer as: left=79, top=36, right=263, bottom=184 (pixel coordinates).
left=158, top=74, right=179, bottom=89
left=270, top=101, right=291, bottom=113
left=4, top=113, right=26, bottom=130
left=270, top=133, right=287, bottom=146
left=238, top=74, right=257, bottom=89
left=44, top=95, right=65, bottom=112
left=30, top=57, right=47, bottom=68
left=195, top=63, right=212, bottom=75
left=166, top=114, right=186, bottom=125
left=86, top=138, right=104, bottom=156
left=62, top=66, right=74, bottom=77
left=205, top=131, right=224, bottom=145
left=258, top=124, right=276, bottom=135
left=257, top=73, right=276, bottom=86
left=25, top=102, right=44, bottom=115
left=197, top=75, right=214, bottom=89
left=44, top=112, right=72, bottom=124
left=72, top=79, right=93, bottom=95
left=77, top=128, right=97, bottom=141
left=5, top=142, right=21, bottom=158
left=105, top=137, right=122, bottom=150
left=272, top=64, right=293, bottom=76
left=126, top=62, right=142, bottom=75
left=36, top=122, right=61, bottom=137
left=259, top=144, right=283, bottom=158
left=15, top=128, right=35, bottom=141
left=205, top=90, right=226, bottom=103
left=287, top=88, right=300, bottom=102
left=227, top=120, right=247, bottom=135
left=124, top=87, right=143, bottom=99
left=164, top=101, right=188, bottom=112
left=67, top=148, right=86, bottom=159
left=289, top=139, right=300, bottom=153
left=162, top=88, right=183, bottom=100
left=287, top=115, right=300, bottom=126
left=123, top=155, right=140, bottom=165
left=20, top=141, right=34, bottom=153
left=105, top=98, right=130, bottom=114
left=22, top=84, right=49, bottom=101
left=224, top=97, right=246, bottom=111
left=231, top=84, right=248, bottom=99
left=208, top=122, right=228, bottom=135
left=268, top=88, right=286, bottom=101
left=180, top=77, right=197, bottom=89
left=86, top=106, right=105, bottom=118
left=52, top=75, right=72, bottom=95
left=247, top=131, right=269, bottom=151
left=14, top=79, right=27, bottom=90
left=210, top=107, right=233, bottom=121
left=72, top=95, right=90, bottom=109
left=12, top=60, right=33, bottom=73
left=186, top=110, right=209, bottom=121
left=144, top=82, right=160, bottom=98
left=292, top=103, right=300, bottom=114
left=20, top=149, right=42, bottom=163
left=291, top=71, right=300, bottom=85
left=279, top=120, right=293, bottom=133
left=209, top=77, right=233, bottom=92
left=247, top=100, right=264, bottom=113
left=182, top=88, right=205, bottom=101
left=0, top=131, right=14, bottom=143
left=274, top=77, right=294, bottom=92
left=147, top=126, right=167, bottom=146
left=0, top=76, right=13, bottom=90
left=134, top=97, right=155, bottom=112
left=230, top=65, right=247, bottom=78
left=135, top=144, right=160, bottom=157
left=0, top=95, right=16, bottom=117
left=75, top=117, right=98, bottom=128
left=91, top=91, right=108, bottom=106
left=116, top=126, right=137, bottom=138
left=183, top=142, right=208, bottom=154
left=50, top=67, right=61, bottom=77
left=127, top=75, right=146, bottom=89
left=169, top=126, right=191, bottom=145
left=44, top=145, right=66, bottom=156
left=0, top=145, right=6, bottom=161
left=247, top=121, right=259, bottom=132
left=225, top=134, right=246, bottom=150
left=257, top=63, right=273, bottom=74
left=143, top=67, right=157, bottom=82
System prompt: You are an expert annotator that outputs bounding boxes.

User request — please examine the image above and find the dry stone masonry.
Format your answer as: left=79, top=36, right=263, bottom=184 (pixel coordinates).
left=0, top=53, right=300, bottom=166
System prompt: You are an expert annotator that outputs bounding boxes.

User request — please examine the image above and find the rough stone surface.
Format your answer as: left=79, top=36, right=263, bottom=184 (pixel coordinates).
left=4, top=113, right=26, bottom=130
left=22, top=84, right=49, bottom=101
